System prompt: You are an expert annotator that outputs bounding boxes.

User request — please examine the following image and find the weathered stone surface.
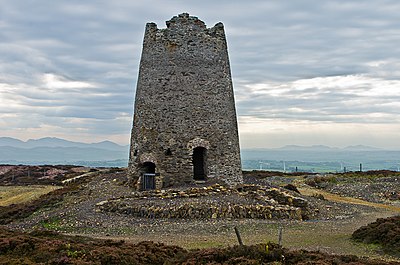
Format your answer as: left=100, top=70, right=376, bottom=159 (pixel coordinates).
left=96, top=184, right=312, bottom=220
left=128, top=13, right=242, bottom=189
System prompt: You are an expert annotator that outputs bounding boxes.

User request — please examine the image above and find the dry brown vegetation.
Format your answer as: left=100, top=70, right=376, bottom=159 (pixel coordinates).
left=0, top=186, right=72, bottom=225
left=352, top=215, right=400, bottom=257
left=1, top=226, right=398, bottom=265
left=0, top=165, right=91, bottom=186
left=0, top=169, right=97, bottom=225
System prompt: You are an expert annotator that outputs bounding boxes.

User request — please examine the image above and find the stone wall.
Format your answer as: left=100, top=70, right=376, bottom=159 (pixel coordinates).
left=96, top=184, right=312, bottom=220
left=128, top=13, right=242, bottom=189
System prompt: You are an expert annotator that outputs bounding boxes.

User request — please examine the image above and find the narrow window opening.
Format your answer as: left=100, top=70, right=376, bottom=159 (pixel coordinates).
left=165, top=148, right=172, bottom=156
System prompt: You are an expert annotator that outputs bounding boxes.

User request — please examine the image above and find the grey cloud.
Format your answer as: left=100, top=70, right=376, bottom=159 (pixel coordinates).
left=1, top=0, right=400, bottom=146
left=236, top=72, right=400, bottom=125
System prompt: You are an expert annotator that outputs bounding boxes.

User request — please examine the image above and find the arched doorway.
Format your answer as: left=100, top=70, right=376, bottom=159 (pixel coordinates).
left=142, top=162, right=155, bottom=174
left=193, top=147, right=207, bottom=180
left=141, top=162, right=156, bottom=190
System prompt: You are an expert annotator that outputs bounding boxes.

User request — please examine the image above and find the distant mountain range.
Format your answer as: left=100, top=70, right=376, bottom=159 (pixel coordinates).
left=0, top=137, right=126, bottom=151
left=0, top=137, right=398, bottom=171
left=0, top=137, right=129, bottom=166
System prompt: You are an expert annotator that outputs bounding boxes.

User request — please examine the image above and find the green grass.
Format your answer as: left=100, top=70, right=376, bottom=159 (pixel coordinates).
left=40, top=217, right=62, bottom=230
left=186, top=240, right=227, bottom=249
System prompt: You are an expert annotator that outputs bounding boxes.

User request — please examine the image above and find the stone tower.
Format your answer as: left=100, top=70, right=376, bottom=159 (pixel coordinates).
left=128, top=13, right=242, bottom=189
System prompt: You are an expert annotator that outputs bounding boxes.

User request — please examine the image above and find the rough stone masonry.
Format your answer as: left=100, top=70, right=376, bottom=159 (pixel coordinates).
left=128, top=13, right=242, bottom=190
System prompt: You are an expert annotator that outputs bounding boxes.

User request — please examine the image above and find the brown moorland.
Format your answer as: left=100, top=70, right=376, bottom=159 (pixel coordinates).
left=1, top=226, right=399, bottom=265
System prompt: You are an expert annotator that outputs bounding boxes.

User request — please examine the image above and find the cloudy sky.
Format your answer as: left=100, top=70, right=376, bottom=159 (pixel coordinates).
left=1, top=1, right=400, bottom=149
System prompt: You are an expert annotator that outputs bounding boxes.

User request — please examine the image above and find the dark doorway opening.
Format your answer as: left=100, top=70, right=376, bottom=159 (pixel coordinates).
left=193, top=147, right=207, bottom=180
left=142, top=162, right=156, bottom=174
left=141, top=162, right=156, bottom=190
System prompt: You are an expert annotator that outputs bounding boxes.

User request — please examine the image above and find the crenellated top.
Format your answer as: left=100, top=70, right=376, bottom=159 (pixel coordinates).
left=144, top=13, right=225, bottom=39
left=166, top=13, right=206, bottom=30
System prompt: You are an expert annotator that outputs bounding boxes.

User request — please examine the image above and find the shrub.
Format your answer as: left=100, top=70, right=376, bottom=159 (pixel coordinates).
left=352, top=215, right=400, bottom=256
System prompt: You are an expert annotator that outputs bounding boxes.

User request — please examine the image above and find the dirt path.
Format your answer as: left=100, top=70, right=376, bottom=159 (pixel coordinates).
left=61, top=169, right=106, bottom=184
left=298, top=185, right=400, bottom=212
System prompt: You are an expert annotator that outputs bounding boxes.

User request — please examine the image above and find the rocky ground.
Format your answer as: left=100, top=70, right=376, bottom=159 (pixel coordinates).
left=3, top=168, right=384, bottom=234
left=304, top=171, right=400, bottom=204
left=96, top=184, right=311, bottom=221
left=1, top=167, right=400, bottom=263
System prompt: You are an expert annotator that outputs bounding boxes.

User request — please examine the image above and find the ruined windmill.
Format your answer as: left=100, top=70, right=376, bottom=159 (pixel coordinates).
left=128, top=13, right=242, bottom=190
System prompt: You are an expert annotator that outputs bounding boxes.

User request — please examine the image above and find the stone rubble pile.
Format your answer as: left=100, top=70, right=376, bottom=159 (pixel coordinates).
left=96, top=184, right=311, bottom=220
